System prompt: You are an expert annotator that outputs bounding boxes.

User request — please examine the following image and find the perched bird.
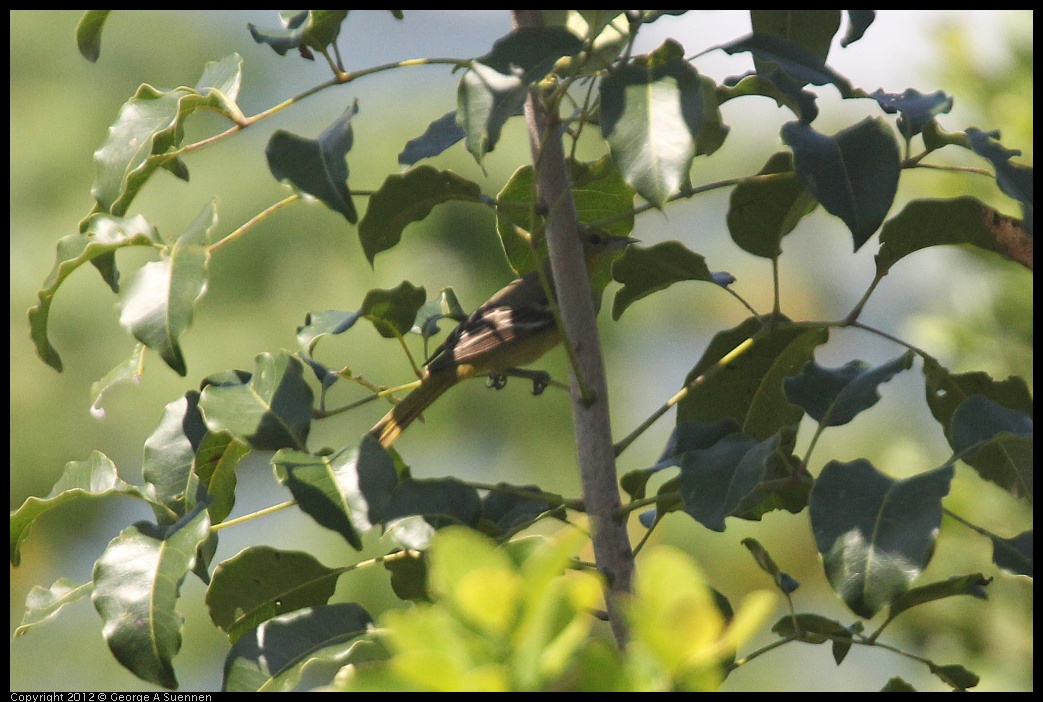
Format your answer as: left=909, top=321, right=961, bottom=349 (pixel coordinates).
left=369, top=230, right=635, bottom=447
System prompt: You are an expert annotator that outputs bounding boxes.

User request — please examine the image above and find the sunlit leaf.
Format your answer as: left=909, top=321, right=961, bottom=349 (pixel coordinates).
left=75, top=10, right=111, bottom=62
left=92, top=505, right=211, bottom=689
left=14, top=578, right=93, bottom=638
left=600, top=39, right=704, bottom=207
left=90, top=343, right=147, bottom=418
left=198, top=352, right=313, bottom=451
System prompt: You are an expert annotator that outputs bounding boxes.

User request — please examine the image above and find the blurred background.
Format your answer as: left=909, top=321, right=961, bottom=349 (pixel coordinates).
left=10, top=10, right=1032, bottom=692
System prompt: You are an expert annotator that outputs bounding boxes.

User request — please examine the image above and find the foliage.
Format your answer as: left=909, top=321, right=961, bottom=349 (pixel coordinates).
left=12, top=9, right=1032, bottom=692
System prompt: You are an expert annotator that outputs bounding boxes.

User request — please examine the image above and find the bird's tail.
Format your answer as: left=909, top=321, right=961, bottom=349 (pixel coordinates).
left=369, top=370, right=458, bottom=448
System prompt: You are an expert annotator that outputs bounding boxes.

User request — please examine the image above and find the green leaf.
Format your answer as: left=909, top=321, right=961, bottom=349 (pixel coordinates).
left=949, top=395, right=1033, bottom=501
left=922, top=358, right=1033, bottom=430
left=771, top=612, right=850, bottom=645
left=223, top=603, right=373, bottom=692
left=782, top=117, right=900, bottom=250
left=90, top=342, right=147, bottom=417
left=991, top=530, right=1032, bottom=577
left=143, top=392, right=208, bottom=522
left=676, top=427, right=807, bottom=531
left=14, top=578, right=93, bottom=638
left=965, top=128, right=1033, bottom=233
left=727, top=151, right=817, bottom=259
left=742, top=538, right=800, bottom=594
left=75, top=10, right=111, bottom=62
left=92, top=505, right=212, bottom=689
left=10, top=451, right=152, bottom=566
left=881, top=677, right=917, bottom=692
left=29, top=214, right=159, bottom=372
left=783, top=351, right=914, bottom=427
left=678, top=317, right=828, bottom=440
left=118, top=201, right=214, bottom=376
left=198, top=352, right=313, bottom=451
left=207, top=547, right=341, bottom=643
left=296, top=309, right=359, bottom=355
left=479, top=483, right=559, bottom=537
left=248, top=10, right=349, bottom=59
left=398, top=111, right=466, bottom=166
left=495, top=157, right=635, bottom=276
left=611, top=241, right=714, bottom=320
left=876, top=197, right=1025, bottom=274
left=928, top=662, right=979, bottom=691
left=722, top=32, right=854, bottom=96
left=868, top=88, right=953, bottom=140
left=750, top=10, right=841, bottom=64
left=360, top=281, right=428, bottom=339
left=273, top=436, right=399, bottom=549
left=385, top=550, right=429, bottom=602
left=885, top=573, right=990, bottom=623
left=600, top=39, right=704, bottom=207
left=457, top=27, right=583, bottom=161
left=266, top=100, right=359, bottom=223
left=90, top=57, right=244, bottom=217
left=809, top=460, right=954, bottom=618
left=194, top=430, right=251, bottom=525
left=384, top=478, right=483, bottom=530
left=840, top=11, right=876, bottom=47
left=359, top=166, right=482, bottom=265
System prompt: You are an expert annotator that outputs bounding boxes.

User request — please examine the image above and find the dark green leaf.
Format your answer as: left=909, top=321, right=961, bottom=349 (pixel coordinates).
left=273, top=438, right=398, bottom=550
left=783, top=351, right=914, bottom=427
left=949, top=395, right=1033, bottom=501
left=722, top=32, right=854, bottom=97
left=922, top=358, right=1033, bottom=429
left=75, top=10, right=111, bottom=62
left=677, top=428, right=806, bottom=531
left=198, top=352, right=313, bottom=451
left=266, top=100, right=359, bottom=223
left=718, top=72, right=819, bottom=122
left=881, top=677, right=917, bottom=692
left=384, top=478, right=482, bottom=530
left=750, top=10, right=841, bottom=64
left=600, top=39, right=704, bottom=207
left=118, top=201, right=214, bottom=376
left=92, top=505, right=211, bottom=689
left=384, top=550, right=429, bottom=601
left=248, top=10, right=349, bottom=58
left=29, top=214, right=159, bottom=372
left=840, top=10, right=876, bottom=47
left=479, top=483, right=559, bottom=536
left=771, top=613, right=850, bottom=645
left=782, top=118, right=900, bottom=250
left=414, top=287, right=466, bottom=353
left=194, top=430, right=250, bottom=525
left=398, top=111, right=466, bottom=166
left=928, top=662, right=979, bottom=691
left=143, top=392, right=208, bottom=522
left=223, top=603, right=373, bottom=692
left=14, top=578, right=92, bottom=638
left=678, top=317, right=827, bottom=440
left=728, top=151, right=818, bottom=258
left=359, top=166, right=481, bottom=265
left=611, top=241, right=714, bottom=319
left=810, top=460, right=954, bottom=618
left=360, top=281, right=427, bottom=339
left=876, top=197, right=1025, bottom=274
left=868, top=88, right=953, bottom=140
left=10, top=452, right=153, bottom=566
left=651, top=419, right=743, bottom=472
left=457, top=27, right=583, bottom=161
left=886, top=573, right=991, bottom=622
left=991, top=530, right=1032, bottom=577
left=966, top=128, right=1033, bottom=233
left=207, top=547, right=341, bottom=643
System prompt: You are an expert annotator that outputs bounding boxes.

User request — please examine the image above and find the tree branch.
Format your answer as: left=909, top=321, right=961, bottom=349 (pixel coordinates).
left=512, top=9, right=634, bottom=647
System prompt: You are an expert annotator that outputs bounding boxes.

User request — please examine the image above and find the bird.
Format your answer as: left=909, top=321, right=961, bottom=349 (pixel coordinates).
left=369, top=230, right=635, bottom=447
